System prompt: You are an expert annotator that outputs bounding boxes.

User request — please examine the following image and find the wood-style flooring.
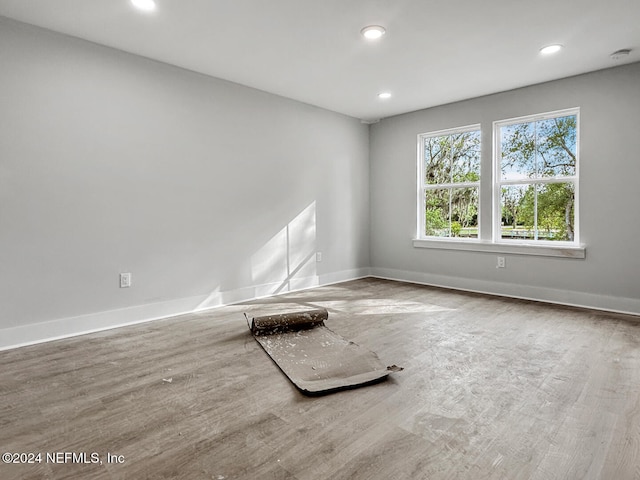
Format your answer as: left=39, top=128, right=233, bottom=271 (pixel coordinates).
left=1, top=278, right=640, bottom=479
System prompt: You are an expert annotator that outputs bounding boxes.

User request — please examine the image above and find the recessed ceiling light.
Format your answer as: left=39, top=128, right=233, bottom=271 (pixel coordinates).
left=540, top=44, right=563, bottom=55
left=361, top=25, right=386, bottom=40
left=378, top=92, right=392, bottom=99
left=131, top=0, right=156, bottom=12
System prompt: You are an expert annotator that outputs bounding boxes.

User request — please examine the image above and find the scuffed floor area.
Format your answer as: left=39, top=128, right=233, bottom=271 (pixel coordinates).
left=1, top=278, right=639, bottom=479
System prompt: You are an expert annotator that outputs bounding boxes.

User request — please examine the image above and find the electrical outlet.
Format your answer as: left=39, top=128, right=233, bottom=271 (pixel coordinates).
left=496, top=256, right=506, bottom=269
left=316, top=252, right=322, bottom=262
left=120, top=272, right=132, bottom=288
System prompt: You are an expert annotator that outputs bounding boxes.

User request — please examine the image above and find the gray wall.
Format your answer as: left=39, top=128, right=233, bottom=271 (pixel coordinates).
left=2, top=15, right=638, bottom=350
left=0, top=17, right=370, bottom=347
left=370, top=62, right=640, bottom=314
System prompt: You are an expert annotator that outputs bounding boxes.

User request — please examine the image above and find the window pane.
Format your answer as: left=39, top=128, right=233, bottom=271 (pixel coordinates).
left=501, top=115, right=577, bottom=181
left=425, top=187, right=478, bottom=238
left=500, top=182, right=575, bottom=241
left=425, top=189, right=450, bottom=237
left=424, top=137, right=451, bottom=185
left=537, top=182, right=575, bottom=241
left=536, top=116, right=577, bottom=177
left=451, top=131, right=481, bottom=183
left=500, top=122, right=535, bottom=180
left=425, top=130, right=481, bottom=185
left=451, top=187, right=479, bottom=238
left=500, top=185, right=530, bottom=239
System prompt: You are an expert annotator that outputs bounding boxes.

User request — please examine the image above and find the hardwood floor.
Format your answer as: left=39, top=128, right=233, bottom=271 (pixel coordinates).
left=1, top=278, right=640, bottom=479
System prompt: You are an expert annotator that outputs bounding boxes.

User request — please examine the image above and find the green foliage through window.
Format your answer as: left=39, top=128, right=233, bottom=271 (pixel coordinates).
left=498, top=112, right=577, bottom=242
left=417, top=109, right=578, bottom=245
left=422, top=128, right=480, bottom=238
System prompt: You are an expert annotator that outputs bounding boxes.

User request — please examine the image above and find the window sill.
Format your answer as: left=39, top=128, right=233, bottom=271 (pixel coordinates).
left=412, top=238, right=585, bottom=259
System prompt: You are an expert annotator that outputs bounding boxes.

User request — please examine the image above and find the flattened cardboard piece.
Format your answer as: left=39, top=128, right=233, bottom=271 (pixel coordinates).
left=247, top=308, right=390, bottom=395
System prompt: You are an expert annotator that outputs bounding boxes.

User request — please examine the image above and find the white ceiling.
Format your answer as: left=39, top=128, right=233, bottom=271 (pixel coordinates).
left=1, top=0, right=638, bottom=121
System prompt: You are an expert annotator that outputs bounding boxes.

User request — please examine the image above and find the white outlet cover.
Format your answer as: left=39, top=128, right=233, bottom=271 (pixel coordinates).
left=120, top=273, right=132, bottom=288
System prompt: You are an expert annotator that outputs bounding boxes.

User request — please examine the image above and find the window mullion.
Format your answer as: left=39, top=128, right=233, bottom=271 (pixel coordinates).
left=425, top=181, right=479, bottom=190
left=499, top=176, right=577, bottom=186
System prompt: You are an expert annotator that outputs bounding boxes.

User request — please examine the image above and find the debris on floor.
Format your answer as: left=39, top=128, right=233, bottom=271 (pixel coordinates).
left=246, top=308, right=400, bottom=395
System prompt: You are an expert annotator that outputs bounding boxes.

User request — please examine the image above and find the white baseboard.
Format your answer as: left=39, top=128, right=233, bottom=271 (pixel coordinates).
left=0, top=268, right=370, bottom=351
left=4, top=265, right=634, bottom=352
left=370, top=267, right=640, bottom=317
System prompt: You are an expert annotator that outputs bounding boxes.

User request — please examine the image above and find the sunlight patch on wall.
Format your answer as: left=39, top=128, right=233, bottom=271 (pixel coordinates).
left=251, top=202, right=318, bottom=295
left=195, top=285, right=222, bottom=310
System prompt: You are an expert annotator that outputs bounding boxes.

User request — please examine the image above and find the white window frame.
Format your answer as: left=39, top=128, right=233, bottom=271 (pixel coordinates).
left=414, top=108, right=585, bottom=259
left=492, top=107, right=580, bottom=247
left=416, top=124, right=482, bottom=242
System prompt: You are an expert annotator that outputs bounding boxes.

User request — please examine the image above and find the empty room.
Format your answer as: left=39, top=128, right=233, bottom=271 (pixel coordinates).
left=1, top=1, right=640, bottom=479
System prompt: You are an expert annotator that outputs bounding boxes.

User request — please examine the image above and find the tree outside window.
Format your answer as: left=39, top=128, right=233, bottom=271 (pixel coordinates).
left=417, top=109, right=579, bottom=246
left=420, top=126, right=481, bottom=238
left=497, top=110, right=578, bottom=242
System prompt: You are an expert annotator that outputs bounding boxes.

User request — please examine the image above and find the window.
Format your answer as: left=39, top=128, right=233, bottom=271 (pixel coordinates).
left=494, top=108, right=579, bottom=244
left=418, top=125, right=481, bottom=239
left=415, top=108, right=582, bottom=257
